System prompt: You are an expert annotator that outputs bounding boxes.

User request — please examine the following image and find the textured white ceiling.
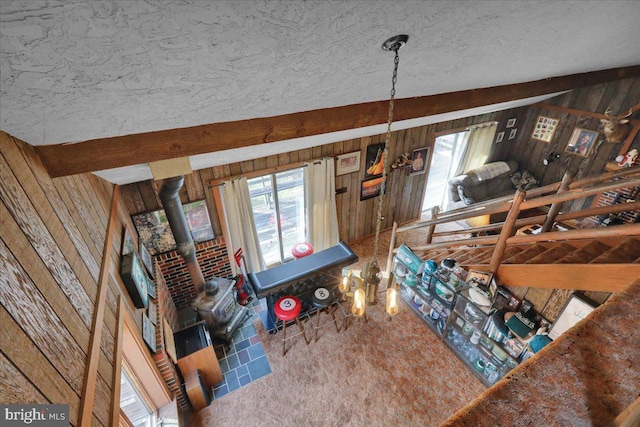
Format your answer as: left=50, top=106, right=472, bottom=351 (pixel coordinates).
left=1, top=1, right=640, bottom=182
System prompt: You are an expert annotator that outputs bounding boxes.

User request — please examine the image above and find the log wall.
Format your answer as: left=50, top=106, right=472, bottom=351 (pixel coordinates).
left=0, top=131, right=146, bottom=426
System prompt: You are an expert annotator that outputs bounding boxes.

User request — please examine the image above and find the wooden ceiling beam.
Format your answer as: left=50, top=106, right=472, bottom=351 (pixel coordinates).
left=35, top=65, right=640, bottom=178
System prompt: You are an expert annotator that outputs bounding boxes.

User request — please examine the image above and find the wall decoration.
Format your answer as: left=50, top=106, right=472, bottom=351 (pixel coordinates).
left=148, top=300, right=157, bottom=325
left=360, top=177, right=385, bottom=200
left=146, top=274, right=156, bottom=299
left=410, top=147, right=428, bottom=175
left=495, top=131, right=505, bottom=143
left=531, top=115, right=559, bottom=142
left=142, top=313, right=157, bottom=353
left=122, top=227, right=135, bottom=256
left=565, top=128, right=598, bottom=157
left=506, top=118, right=517, bottom=128
left=132, top=200, right=214, bottom=255
left=163, top=317, right=177, bottom=363
left=139, top=241, right=154, bottom=278
left=336, top=151, right=361, bottom=175
left=548, top=293, right=596, bottom=340
left=508, top=128, right=518, bottom=140
left=364, top=142, right=386, bottom=179
left=119, top=251, right=149, bottom=309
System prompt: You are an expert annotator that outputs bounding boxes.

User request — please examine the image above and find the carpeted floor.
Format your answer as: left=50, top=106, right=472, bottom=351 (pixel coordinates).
left=193, top=223, right=486, bottom=427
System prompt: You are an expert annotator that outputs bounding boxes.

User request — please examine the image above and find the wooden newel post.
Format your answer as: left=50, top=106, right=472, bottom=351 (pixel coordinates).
left=425, top=205, right=440, bottom=244
left=541, top=171, right=573, bottom=233
left=489, top=190, right=525, bottom=273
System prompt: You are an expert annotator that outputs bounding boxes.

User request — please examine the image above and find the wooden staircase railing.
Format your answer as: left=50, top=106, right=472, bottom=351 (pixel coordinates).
left=386, top=165, right=640, bottom=275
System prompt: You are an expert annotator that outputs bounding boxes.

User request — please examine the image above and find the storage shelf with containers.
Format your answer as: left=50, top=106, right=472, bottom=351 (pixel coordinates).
left=393, top=244, right=546, bottom=387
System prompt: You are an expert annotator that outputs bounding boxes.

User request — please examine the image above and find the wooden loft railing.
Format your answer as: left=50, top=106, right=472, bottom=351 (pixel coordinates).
left=386, top=165, right=640, bottom=277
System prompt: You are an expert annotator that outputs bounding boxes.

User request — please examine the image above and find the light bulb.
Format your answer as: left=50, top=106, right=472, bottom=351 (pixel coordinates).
left=339, top=275, right=349, bottom=293
left=386, top=287, right=399, bottom=316
left=352, top=288, right=366, bottom=317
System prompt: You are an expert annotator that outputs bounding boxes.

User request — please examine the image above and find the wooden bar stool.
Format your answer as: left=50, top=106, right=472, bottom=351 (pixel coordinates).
left=310, top=287, right=341, bottom=342
left=273, top=295, right=309, bottom=356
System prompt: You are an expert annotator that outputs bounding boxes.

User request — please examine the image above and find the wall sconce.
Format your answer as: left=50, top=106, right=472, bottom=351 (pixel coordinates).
left=543, top=152, right=561, bottom=166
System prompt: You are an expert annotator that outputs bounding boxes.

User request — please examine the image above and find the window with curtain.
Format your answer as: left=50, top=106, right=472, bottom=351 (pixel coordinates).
left=247, top=168, right=306, bottom=267
left=455, top=122, right=498, bottom=176
left=219, top=158, right=339, bottom=271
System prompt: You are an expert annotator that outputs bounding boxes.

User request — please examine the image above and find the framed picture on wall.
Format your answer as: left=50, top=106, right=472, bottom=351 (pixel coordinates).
left=364, top=143, right=386, bottom=179
left=139, top=241, right=154, bottom=279
left=122, top=227, right=135, bottom=256
left=360, top=177, right=385, bottom=200
left=132, top=200, right=214, bottom=255
left=409, top=147, right=428, bottom=175
left=336, top=151, right=361, bottom=176
left=531, top=115, right=559, bottom=142
left=509, top=128, right=518, bottom=140
left=565, top=128, right=598, bottom=158
left=506, top=118, right=517, bottom=128
left=495, top=131, right=505, bottom=143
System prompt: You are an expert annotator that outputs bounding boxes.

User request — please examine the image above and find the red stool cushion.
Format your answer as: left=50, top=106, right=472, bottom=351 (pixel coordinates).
left=274, top=296, right=302, bottom=321
left=292, top=242, right=314, bottom=259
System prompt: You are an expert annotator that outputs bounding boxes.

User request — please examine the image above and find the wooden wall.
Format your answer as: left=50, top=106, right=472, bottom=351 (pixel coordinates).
left=121, top=108, right=525, bottom=246
left=504, top=77, right=640, bottom=210
left=0, top=131, right=144, bottom=426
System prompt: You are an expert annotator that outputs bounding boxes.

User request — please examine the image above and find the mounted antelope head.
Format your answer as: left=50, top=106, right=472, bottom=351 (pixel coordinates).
left=600, top=103, right=640, bottom=143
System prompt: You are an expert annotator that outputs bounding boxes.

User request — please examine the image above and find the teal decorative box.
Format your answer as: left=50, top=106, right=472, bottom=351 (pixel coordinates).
left=395, top=244, right=424, bottom=275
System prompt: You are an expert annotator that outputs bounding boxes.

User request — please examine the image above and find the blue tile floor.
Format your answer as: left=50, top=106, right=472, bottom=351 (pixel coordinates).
left=212, top=298, right=272, bottom=400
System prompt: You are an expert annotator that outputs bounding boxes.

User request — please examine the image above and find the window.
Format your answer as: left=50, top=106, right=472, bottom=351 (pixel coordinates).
left=248, top=168, right=306, bottom=266
left=120, top=367, right=156, bottom=427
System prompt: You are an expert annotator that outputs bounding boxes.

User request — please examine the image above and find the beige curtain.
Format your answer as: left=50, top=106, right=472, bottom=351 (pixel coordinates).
left=455, top=122, right=498, bottom=175
left=220, top=177, right=266, bottom=273
left=304, top=158, right=339, bottom=251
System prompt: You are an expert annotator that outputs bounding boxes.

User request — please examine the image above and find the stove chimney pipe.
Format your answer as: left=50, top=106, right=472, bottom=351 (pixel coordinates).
left=159, top=176, right=205, bottom=292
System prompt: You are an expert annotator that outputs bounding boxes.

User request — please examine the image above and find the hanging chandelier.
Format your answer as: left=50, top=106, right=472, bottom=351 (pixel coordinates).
left=340, top=34, right=408, bottom=319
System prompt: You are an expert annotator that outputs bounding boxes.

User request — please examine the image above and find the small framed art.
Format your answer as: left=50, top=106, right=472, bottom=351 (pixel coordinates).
left=364, top=143, right=386, bottom=179
left=360, top=177, right=385, bottom=201
left=506, top=118, right=517, bottom=128
left=565, top=128, right=598, bottom=158
left=509, top=128, right=518, bottom=140
left=496, top=131, right=505, bottom=143
left=336, top=151, right=361, bottom=176
left=548, top=293, right=597, bottom=340
left=531, top=115, right=559, bottom=142
left=410, top=147, right=428, bottom=175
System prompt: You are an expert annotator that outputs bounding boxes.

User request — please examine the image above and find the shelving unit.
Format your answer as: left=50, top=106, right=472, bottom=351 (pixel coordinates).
left=395, top=256, right=525, bottom=387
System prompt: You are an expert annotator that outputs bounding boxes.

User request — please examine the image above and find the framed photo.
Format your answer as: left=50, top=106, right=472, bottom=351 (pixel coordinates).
left=531, top=115, right=559, bottom=142
left=336, top=151, right=361, bottom=176
left=360, top=177, right=385, bottom=201
left=495, top=131, right=505, bottom=143
left=364, top=142, right=386, bottom=179
left=410, top=147, right=428, bottom=175
left=508, top=128, right=518, bottom=140
left=506, top=118, right=517, bottom=128
left=139, top=242, right=154, bottom=279
left=548, top=293, right=597, bottom=340
left=466, top=270, right=493, bottom=287
left=142, top=313, right=157, bottom=353
left=565, top=128, right=598, bottom=158
left=132, top=200, right=214, bottom=255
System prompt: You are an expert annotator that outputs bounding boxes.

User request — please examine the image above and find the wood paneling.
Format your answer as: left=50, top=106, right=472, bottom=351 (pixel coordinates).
left=0, top=131, right=154, bottom=427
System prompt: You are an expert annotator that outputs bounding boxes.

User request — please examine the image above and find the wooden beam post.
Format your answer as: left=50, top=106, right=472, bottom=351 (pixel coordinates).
left=489, top=189, right=525, bottom=273
left=541, top=171, right=573, bottom=232
left=425, top=206, right=439, bottom=244
left=78, top=184, right=120, bottom=427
